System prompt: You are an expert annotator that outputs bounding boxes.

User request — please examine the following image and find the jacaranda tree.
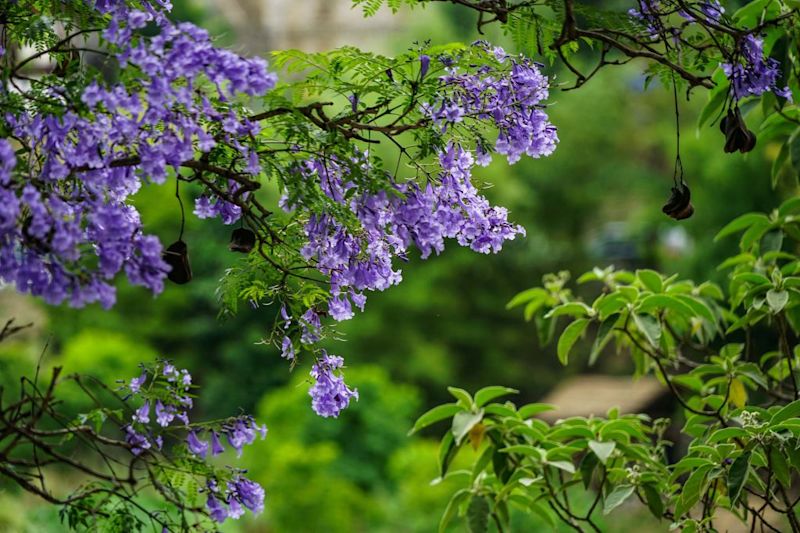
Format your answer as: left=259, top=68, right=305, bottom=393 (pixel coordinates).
left=1, top=0, right=799, bottom=531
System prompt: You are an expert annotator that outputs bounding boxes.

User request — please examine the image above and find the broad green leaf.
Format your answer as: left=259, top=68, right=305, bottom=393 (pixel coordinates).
left=588, top=440, right=616, bottom=464
left=467, top=494, right=490, bottom=533
left=779, top=196, right=800, bottom=217
left=447, top=386, right=474, bottom=408
left=771, top=399, right=800, bottom=425
left=545, top=302, right=592, bottom=319
left=791, top=129, right=800, bottom=172
left=642, top=484, right=664, bottom=519
left=439, top=489, right=470, bottom=533
left=727, top=452, right=750, bottom=505
left=410, top=403, right=463, bottom=435
left=637, top=294, right=695, bottom=318
left=557, top=319, right=590, bottom=365
left=675, top=465, right=712, bottom=517
left=633, top=313, right=661, bottom=348
left=603, top=484, right=635, bottom=515
left=579, top=451, right=598, bottom=489
left=715, top=213, right=769, bottom=242
left=518, top=403, right=556, bottom=418
left=547, top=460, right=575, bottom=474
left=707, top=426, right=747, bottom=443
left=474, top=386, right=518, bottom=407
left=439, top=431, right=457, bottom=477
left=452, top=410, right=484, bottom=445
left=767, top=289, right=789, bottom=314
left=697, top=81, right=729, bottom=131
left=590, top=313, right=618, bottom=366
left=506, top=287, right=547, bottom=309
left=636, top=269, right=663, bottom=293
left=770, top=446, right=791, bottom=488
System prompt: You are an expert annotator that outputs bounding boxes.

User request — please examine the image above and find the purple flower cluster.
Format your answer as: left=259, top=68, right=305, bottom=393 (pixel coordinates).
left=122, top=362, right=267, bottom=523
left=426, top=43, right=558, bottom=164
left=186, top=415, right=267, bottom=459
left=294, top=144, right=526, bottom=322
left=206, top=475, right=265, bottom=522
left=309, top=352, right=359, bottom=418
left=123, top=362, right=194, bottom=455
left=0, top=1, right=275, bottom=308
left=723, top=34, right=792, bottom=101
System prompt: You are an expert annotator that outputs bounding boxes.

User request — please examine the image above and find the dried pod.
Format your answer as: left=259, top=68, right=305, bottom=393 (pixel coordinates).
left=662, top=183, right=694, bottom=220
left=721, top=107, right=757, bottom=154
left=229, top=228, right=256, bottom=254
left=163, top=240, right=192, bottom=284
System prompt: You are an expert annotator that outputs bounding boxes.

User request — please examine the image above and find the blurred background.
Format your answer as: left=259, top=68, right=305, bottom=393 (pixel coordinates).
left=0, top=0, right=787, bottom=531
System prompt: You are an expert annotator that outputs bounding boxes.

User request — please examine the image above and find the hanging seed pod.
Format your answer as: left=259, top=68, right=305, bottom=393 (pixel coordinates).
left=662, top=183, right=694, bottom=220
left=163, top=240, right=192, bottom=284
left=229, top=228, right=256, bottom=253
left=721, top=107, right=757, bottom=154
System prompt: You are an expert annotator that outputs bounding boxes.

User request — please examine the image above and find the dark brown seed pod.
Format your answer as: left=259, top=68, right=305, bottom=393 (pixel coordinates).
left=662, top=183, right=694, bottom=220
left=721, top=107, right=757, bottom=154
left=163, top=240, right=192, bottom=284
left=229, top=228, right=256, bottom=254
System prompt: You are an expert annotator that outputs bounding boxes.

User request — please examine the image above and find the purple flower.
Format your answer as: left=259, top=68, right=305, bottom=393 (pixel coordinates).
left=186, top=430, right=209, bottom=458
left=206, top=494, right=228, bottom=523
left=155, top=400, right=175, bottom=427
left=723, top=34, right=791, bottom=101
left=124, top=425, right=151, bottom=455
left=309, top=352, right=358, bottom=417
left=230, top=476, right=265, bottom=514
left=133, top=401, right=150, bottom=424
left=129, top=371, right=147, bottom=394
left=281, top=336, right=295, bottom=360
left=210, top=430, right=225, bottom=456
left=420, top=54, right=430, bottom=78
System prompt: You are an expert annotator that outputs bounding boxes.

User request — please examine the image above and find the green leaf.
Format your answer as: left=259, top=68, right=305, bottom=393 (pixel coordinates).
left=675, top=465, right=712, bottom=517
left=452, top=410, right=484, bottom=445
left=557, top=319, right=590, bottom=365
left=727, top=452, right=750, bottom=505
left=767, top=289, right=789, bottom=314
left=590, top=313, right=618, bottom=366
left=439, top=431, right=458, bottom=478
left=773, top=141, right=791, bottom=188
left=409, top=403, right=463, bottom=435
left=637, top=294, right=695, bottom=318
left=770, top=446, right=791, bottom=488
left=547, top=460, right=575, bottom=474
left=447, top=387, right=474, bottom=408
left=633, top=313, right=661, bottom=348
left=506, top=287, right=547, bottom=309
left=791, top=130, right=800, bottom=172
left=707, top=427, right=747, bottom=443
left=474, top=386, right=518, bottom=407
left=518, top=403, right=556, bottom=418
left=467, top=494, right=490, bottom=533
left=545, top=302, right=592, bottom=319
left=636, top=269, right=663, bottom=293
left=771, top=399, right=800, bottom=425
left=697, top=81, right=729, bottom=131
left=588, top=440, right=616, bottom=465
left=642, top=484, right=664, bottom=519
left=715, top=213, right=770, bottom=242
left=603, top=484, right=635, bottom=515
left=579, top=451, right=598, bottom=489
left=439, top=489, right=470, bottom=533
